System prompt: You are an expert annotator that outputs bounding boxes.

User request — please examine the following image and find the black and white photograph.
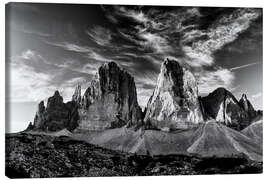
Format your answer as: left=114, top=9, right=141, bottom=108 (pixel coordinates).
left=5, top=2, right=263, bottom=178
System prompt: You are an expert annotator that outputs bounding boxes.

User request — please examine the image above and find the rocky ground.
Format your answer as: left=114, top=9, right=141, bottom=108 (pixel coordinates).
left=6, top=133, right=262, bottom=178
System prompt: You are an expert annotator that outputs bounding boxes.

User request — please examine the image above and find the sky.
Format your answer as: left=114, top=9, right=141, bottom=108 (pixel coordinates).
left=6, top=3, right=262, bottom=132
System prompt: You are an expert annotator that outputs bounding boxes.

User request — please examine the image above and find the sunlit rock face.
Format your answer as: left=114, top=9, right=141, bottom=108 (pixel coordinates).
left=33, top=91, right=79, bottom=131
left=77, top=62, right=143, bottom=131
left=201, top=88, right=250, bottom=130
left=143, top=59, right=204, bottom=131
left=239, top=94, right=257, bottom=118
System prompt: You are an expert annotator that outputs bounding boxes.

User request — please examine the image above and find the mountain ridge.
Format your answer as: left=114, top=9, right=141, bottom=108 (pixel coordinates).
left=29, top=59, right=262, bottom=132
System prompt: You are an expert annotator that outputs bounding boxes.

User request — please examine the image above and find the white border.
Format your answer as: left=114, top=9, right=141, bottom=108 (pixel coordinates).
left=1, top=0, right=269, bottom=180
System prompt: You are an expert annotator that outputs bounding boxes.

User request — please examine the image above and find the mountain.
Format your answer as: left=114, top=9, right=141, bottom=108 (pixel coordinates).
left=201, top=88, right=250, bottom=130
left=239, top=94, right=257, bottom=118
left=143, top=59, right=204, bottom=131
left=76, top=62, right=142, bottom=131
left=32, top=91, right=79, bottom=131
left=29, top=60, right=260, bottom=133
left=73, top=120, right=261, bottom=161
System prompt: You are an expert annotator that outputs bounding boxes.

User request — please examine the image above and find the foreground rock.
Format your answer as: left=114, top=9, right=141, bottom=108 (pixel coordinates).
left=32, top=91, right=79, bottom=131
left=201, top=88, right=250, bottom=130
left=144, top=59, right=204, bottom=131
left=77, top=62, right=142, bottom=131
left=5, top=133, right=262, bottom=178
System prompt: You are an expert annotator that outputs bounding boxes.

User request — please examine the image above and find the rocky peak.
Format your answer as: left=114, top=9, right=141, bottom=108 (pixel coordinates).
left=38, top=101, right=45, bottom=114
left=72, top=84, right=81, bottom=103
left=156, top=59, right=185, bottom=96
left=33, top=91, right=79, bottom=131
left=24, top=122, right=34, bottom=131
left=47, top=90, right=64, bottom=109
left=207, top=87, right=233, bottom=98
left=33, top=101, right=46, bottom=129
left=239, top=93, right=256, bottom=118
left=77, top=61, right=142, bottom=131
left=241, top=94, right=248, bottom=101
left=144, top=58, right=204, bottom=131
left=239, top=94, right=249, bottom=110
left=98, top=61, right=133, bottom=95
left=201, top=88, right=250, bottom=130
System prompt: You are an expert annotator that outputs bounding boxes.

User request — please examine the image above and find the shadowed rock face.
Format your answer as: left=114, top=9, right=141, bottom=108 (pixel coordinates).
left=77, top=62, right=142, bottom=131
left=33, top=91, right=79, bottom=131
left=144, top=59, right=204, bottom=131
left=201, top=88, right=250, bottom=130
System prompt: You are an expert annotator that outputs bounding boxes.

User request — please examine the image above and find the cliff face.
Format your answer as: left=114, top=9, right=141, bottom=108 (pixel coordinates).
left=201, top=88, right=250, bottom=130
left=77, top=62, right=142, bottom=131
left=33, top=91, right=79, bottom=131
left=144, top=59, right=204, bottom=131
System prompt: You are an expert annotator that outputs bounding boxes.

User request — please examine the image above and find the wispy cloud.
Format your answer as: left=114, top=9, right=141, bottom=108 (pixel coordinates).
left=230, top=62, right=262, bottom=71
left=9, top=59, right=55, bottom=102
left=197, top=68, right=235, bottom=95
left=20, top=28, right=51, bottom=37
left=113, top=7, right=261, bottom=99
left=106, top=14, right=118, bottom=24
left=252, top=92, right=262, bottom=99
left=9, top=50, right=90, bottom=103
left=116, top=6, right=149, bottom=24
left=115, top=7, right=174, bottom=54
left=138, top=32, right=172, bottom=54
left=183, top=8, right=261, bottom=67
left=86, top=26, right=112, bottom=46
left=87, top=51, right=109, bottom=62
left=44, top=41, right=92, bottom=53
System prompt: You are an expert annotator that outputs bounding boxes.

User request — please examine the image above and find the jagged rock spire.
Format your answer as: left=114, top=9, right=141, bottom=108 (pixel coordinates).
left=239, top=93, right=256, bottom=118
left=144, top=58, right=204, bottom=131
left=32, top=91, right=79, bottom=131
left=47, top=90, right=64, bottom=109
left=77, top=61, right=143, bottom=131
left=72, top=84, right=81, bottom=104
